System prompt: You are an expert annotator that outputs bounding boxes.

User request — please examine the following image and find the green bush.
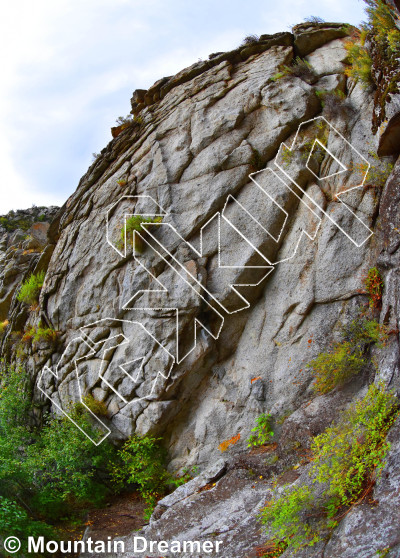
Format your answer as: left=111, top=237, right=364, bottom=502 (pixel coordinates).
left=120, top=215, right=163, bottom=254
left=307, top=317, right=387, bottom=394
left=311, top=383, right=398, bottom=514
left=260, top=383, right=399, bottom=551
left=0, top=496, right=57, bottom=557
left=17, top=270, right=45, bottom=306
left=24, top=407, right=117, bottom=518
left=82, top=393, right=109, bottom=417
left=308, top=341, right=364, bottom=394
left=248, top=413, right=274, bottom=447
left=261, top=485, right=317, bottom=550
left=0, top=360, right=193, bottom=531
left=111, top=434, right=170, bottom=519
left=0, top=361, right=118, bottom=523
left=344, top=37, right=373, bottom=87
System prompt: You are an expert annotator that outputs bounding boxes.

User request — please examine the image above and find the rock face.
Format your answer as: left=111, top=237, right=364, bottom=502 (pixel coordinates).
left=0, top=206, right=58, bottom=331
left=1, top=22, right=400, bottom=558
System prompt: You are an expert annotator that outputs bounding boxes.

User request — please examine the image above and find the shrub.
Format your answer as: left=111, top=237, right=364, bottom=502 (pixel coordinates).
left=308, top=317, right=387, bottom=394
left=308, top=341, right=364, bottom=394
left=344, top=37, right=373, bottom=87
left=120, top=215, right=163, bottom=254
left=17, top=270, right=45, bottom=306
left=82, top=394, right=108, bottom=417
left=111, top=434, right=170, bottom=519
left=316, top=88, right=348, bottom=119
left=115, top=115, right=133, bottom=126
left=364, top=0, right=400, bottom=56
left=280, top=57, right=316, bottom=84
left=349, top=148, right=393, bottom=189
left=342, top=317, right=388, bottom=349
left=25, top=407, right=117, bottom=518
left=365, top=267, right=384, bottom=308
left=261, top=485, right=317, bottom=550
left=21, top=325, right=58, bottom=346
left=248, top=413, right=274, bottom=447
left=0, top=496, right=57, bottom=557
left=0, top=361, right=118, bottom=524
left=311, top=383, right=398, bottom=514
left=240, top=34, right=259, bottom=47
left=0, top=361, right=185, bottom=528
left=260, top=383, right=399, bottom=551
left=304, top=16, right=325, bottom=23
left=345, top=0, right=400, bottom=99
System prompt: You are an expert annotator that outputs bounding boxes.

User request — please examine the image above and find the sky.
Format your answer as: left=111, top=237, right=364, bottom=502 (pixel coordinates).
left=0, top=0, right=367, bottom=213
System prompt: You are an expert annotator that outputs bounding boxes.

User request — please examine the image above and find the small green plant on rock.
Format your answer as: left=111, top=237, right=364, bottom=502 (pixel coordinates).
left=365, top=266, right=384, bottom=308
left=120, top=215, right=163, bottom=254
left=17, top=270, right=45, bottom=306
left=248, top=413, right=274, bottom=447
left=344, top=35, right=373, bottom=87
left=308, top=341, right=364, bottom=394
left=308, top=316, right=388, bottom=394
left=21, top=325, right=58, bottom=346
left=82, top=394, right=108, bottom=417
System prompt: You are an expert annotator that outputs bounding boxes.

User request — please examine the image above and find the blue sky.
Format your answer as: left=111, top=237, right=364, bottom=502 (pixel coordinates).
left=0, top=0, right=367, bottom=213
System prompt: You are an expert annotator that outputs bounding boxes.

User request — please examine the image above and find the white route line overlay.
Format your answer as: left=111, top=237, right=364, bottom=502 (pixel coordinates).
left=38, top=116, right=374, bottom=444
left=37, top=319, right=175, bottom=445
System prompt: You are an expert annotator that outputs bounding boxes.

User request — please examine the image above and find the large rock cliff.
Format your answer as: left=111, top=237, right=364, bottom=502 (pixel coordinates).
left=1, top=17, right=400, bottom=558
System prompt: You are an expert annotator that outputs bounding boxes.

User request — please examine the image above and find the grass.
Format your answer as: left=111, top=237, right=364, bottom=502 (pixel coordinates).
left=17, top=271, right=45, bottom=306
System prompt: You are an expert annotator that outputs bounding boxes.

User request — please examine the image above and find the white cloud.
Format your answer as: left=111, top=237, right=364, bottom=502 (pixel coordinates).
left=0, top=0, right=366, bottom=214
